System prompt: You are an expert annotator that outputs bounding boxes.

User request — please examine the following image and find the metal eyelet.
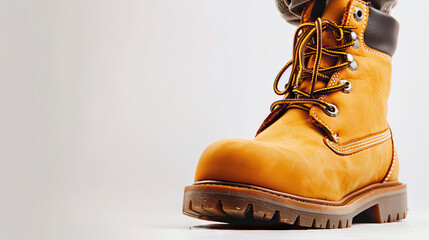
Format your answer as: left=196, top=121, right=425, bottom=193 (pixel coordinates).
left=346, top=53, right=358, bottom=71
left=350, top=31, right=360, bottom=49
left=346, top=53, right=354, bottom=62
left=354, top=7, right=364, bottom=22
left=323, top=103, right=338, bottom=117
left=338, top=79, right=352, bottom=93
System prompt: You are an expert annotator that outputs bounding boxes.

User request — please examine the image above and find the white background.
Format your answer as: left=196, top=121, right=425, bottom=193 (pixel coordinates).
left=0, top=0, right=428, bottom=239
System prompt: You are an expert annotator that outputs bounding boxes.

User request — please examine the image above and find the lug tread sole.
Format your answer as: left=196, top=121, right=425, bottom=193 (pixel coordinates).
left=182, top=181, right=407, bottom=229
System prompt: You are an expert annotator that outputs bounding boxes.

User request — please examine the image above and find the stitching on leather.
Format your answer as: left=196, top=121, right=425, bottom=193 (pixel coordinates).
left=322, top=72, right=341, bottom=100
left=325, top=129, right=390, bottom=150
left=383, top=133, right=396, bottom=182
left=310, top=72, right=340, bottom=137
left=383, top=148, right=395, bottom=182
left=328, top=130, right=390, bottom=149
left=332, top=132, right=390, bottom=148
left=325, top=135, right=390, bottom=155
left=332, top=128, right=388, bottom=145
left=325, top=133, right=390, bottom=153
left=346, top=0, right=356, bottom=24
left=326, top=140, right=388, bottom=155
left=361, top=3, right=392, bottom=61
left=326, top=134, right=390, bottom=152
left=311, top=1, right=392, bottom=141
left=311, top=107, right=333, bottom=133
left=324, top=128, right=391, bottom=155
left=312, top=0, right=362, bottom=140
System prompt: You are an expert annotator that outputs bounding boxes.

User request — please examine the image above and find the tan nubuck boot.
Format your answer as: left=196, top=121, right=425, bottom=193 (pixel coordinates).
left=183, top=0, right=407, bottom=228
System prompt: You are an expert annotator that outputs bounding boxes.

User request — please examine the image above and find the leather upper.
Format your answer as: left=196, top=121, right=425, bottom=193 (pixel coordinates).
left=194, top=0, right=399, bottom=201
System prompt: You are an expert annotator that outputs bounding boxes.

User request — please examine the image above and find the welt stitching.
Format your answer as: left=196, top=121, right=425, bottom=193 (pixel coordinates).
left=199, top=182, right=402, bottom=207
left=315, top=1, right=392, bottom=141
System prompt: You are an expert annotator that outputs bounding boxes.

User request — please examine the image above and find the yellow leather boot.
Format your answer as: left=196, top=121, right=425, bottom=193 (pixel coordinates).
left=183, top=0, right=407, bottom=228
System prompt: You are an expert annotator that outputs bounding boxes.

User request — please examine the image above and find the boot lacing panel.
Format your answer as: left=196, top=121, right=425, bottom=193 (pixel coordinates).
left=270, top=18, right=358, bottom=119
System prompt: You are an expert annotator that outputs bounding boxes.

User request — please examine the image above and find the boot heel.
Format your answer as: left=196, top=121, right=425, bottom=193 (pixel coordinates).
left=353, top=187, right=408, bottom=224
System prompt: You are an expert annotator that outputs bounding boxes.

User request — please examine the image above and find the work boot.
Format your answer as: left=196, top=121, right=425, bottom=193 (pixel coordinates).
left=183, top=0, right=407, bottom=228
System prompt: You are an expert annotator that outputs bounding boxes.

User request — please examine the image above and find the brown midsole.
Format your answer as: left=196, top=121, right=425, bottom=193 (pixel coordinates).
left=187, top=180, right=406, bottom=213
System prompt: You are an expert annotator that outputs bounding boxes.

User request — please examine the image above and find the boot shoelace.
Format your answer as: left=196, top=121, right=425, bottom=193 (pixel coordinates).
left=270, top=18, right=357, bottom=116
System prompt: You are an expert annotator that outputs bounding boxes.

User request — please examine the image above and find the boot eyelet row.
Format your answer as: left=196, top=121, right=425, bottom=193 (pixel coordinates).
left=338, top=79, right=352, bottom=93
left=323, top=103, right=338, bottom=117
left=353, top=7, right=364, bottom=22
left=350, top=31, right=360, bottom=49
left=346, top=53, right=358, bottom=71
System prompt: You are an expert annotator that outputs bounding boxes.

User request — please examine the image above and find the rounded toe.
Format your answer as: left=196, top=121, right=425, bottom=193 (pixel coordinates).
left=195, top=138, right=261, bottom=182
left=194, top=138, right=305, bottom=193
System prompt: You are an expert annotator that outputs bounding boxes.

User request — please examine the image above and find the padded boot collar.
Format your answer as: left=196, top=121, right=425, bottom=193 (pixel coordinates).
left=364, top=6, right=399, bottom=56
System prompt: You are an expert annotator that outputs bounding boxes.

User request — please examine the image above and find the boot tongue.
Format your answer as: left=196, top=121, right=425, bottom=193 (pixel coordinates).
left=298, top=0, right=352, bottom=94
left=257, top=0, right=356, bottom=135
left=320, top=0, right=352, bottom=25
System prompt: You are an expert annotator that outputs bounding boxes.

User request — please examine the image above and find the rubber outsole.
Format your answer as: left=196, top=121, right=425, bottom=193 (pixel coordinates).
left=182, top=180, right=407, bottom=229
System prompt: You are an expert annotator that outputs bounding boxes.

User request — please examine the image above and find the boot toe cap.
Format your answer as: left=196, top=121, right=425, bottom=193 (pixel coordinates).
left=194, top=138, right=306, bottom=193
